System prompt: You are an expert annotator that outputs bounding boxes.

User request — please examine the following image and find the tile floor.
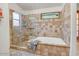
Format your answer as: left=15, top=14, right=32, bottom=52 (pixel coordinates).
left=10, top=49, right=36, bottom=56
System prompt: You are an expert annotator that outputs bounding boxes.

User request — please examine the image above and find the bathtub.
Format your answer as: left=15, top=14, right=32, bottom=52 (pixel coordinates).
left=27, top=37, right=69, bottom=56
left=29, top=37, right=67, bottom=46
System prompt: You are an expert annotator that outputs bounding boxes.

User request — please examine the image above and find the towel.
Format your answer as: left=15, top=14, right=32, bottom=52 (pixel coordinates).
left=27, top=40, right=39, bottom=51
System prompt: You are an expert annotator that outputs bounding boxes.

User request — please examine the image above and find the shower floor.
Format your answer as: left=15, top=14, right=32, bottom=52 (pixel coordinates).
left=10, top=48, right=37, bottom=56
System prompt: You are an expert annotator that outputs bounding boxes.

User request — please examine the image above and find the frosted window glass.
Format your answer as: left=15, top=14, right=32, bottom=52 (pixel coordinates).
left=13, top=12, right=20, bottom=20
left=13, top=20, right=19, bottom=26
left=13, top=12, right=20, bottom=26
left=42, top=12, right=60, bottom=19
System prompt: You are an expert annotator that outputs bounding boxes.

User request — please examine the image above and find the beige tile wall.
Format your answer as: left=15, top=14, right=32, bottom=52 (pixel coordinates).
left=61, top=4, right=71, bottom=45
left=23, top=14, right=63, bottom=38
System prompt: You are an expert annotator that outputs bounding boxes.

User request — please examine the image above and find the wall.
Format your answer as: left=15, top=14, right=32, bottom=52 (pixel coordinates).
left=70, top=3, right=77, bottom=56
left=61, top=4, right=71, bottom=45
left=61, top=3, right=77, bottom=55
left=9, top=4, right=26, bottom=46
left=22, top=14, right=63, bottom=38
left=20, top=5, right=64, bottom=39
left=21, top=5, right=64, bottom=39
left=0, top=3, right=10, bottom=55
left=9, top=9, right=20, bottom=46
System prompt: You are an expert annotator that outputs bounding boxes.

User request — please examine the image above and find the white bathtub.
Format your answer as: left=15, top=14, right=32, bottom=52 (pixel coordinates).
left=29, top=37, right=67, bottom=46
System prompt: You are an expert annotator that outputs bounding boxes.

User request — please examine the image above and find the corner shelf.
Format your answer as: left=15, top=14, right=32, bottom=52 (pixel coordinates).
left=26, top=27, right=34, bottom=30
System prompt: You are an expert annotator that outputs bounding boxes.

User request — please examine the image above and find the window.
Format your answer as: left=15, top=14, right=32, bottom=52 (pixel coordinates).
left=41, top=12, right=60, bottom=20
left=13, top=12, right=20, bottom=26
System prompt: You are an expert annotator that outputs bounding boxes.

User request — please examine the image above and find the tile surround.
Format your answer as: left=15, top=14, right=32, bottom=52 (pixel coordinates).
left=22, top=14, right=63, bottom=38
left=29, top=43, right=69, bottom=56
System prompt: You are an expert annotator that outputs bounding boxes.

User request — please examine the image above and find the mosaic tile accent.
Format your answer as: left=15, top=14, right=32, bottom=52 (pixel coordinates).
left=22, top=14, right=63, bottom=38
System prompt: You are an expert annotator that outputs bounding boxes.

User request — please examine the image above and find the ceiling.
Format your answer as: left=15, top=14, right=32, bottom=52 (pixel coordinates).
left=17, top=3, right=64, bottom=11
